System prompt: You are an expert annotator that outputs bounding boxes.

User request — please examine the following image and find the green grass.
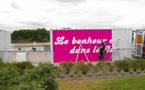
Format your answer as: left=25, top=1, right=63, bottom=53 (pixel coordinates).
left=58, top=75, right=145, bottom=90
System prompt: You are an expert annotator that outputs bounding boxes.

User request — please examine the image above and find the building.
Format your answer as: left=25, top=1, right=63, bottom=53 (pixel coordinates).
left=0, top=30, right=11, bottom=62
left=0, top=30, right=11, bottom=51
left=11, top=42, right=50, bottom=51
left=112, top=28, right=132, bottom=60
left=11, top=42, right=51, bottom=64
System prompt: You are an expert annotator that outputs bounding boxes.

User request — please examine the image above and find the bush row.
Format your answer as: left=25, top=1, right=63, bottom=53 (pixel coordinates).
left=1, top=59, right=145, bottom=89
left=57, top=59, right=145, bottom=78
left=0, top=60, right=58, bottom=90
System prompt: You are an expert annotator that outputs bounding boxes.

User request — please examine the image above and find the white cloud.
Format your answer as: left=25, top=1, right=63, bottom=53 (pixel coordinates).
left=0, top=0, right=145, bottom=31
left=55, top=0, right=86, bottom=3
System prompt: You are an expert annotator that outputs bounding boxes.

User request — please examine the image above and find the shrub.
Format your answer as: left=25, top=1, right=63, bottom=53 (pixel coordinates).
left=0, top=58, right=3, bottom=63
left=76, top=72, right=82, bottom=77
left=73, top=62, right=88, bottom=75
left=140, top=59, right=145, bottom=71
left=95, top=61, right=104, bottom=72
left=67, top=62, right=94, bottom=77
left=58, top=73, right=65, bottom=78
left=59, top=62, right=73, bottom=74
left=96, top=61, right=113, bottom=73
left=113, top=60, right=131, bottom=72
left=71, top=62, right=81, bottom=74
left=0, top=62, right=58, bottom=90
left=14, top=61, right=33, bottom=75
left=25, top=64, right=58, bottom=90
left=0, top=58, right=5, bottom=67
left=54, top=65, right=61, bottom=78
left=69, top=73, right=74, bottom=78
left=85, top=63, right=94, bottom=72
left=85, top=63, right=94, bottom=76
left=10, top=80, right=42, bottom=90
left=131, top=59, right=145, bottom=72
left=86, top=72, right=92, bottom=77
left=0, top=66, right=20, bottom=89
left=106, top=62, right=114, bottom=72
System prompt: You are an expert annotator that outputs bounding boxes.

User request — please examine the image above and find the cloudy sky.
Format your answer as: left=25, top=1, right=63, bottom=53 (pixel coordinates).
left=0, top=0, right=145, bottom=31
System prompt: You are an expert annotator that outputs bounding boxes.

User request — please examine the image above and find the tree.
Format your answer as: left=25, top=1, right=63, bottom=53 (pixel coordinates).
left=11, top=28, right=50, bottom=43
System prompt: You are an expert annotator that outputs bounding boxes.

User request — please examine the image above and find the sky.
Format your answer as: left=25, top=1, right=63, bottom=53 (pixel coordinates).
left=0, top=0, right=145, bottom=32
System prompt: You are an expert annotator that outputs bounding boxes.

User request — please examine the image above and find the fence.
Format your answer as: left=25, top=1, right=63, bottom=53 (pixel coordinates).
left=0, top=51, right=51, bottom=64
left=0, top=49, right=134, bottom=64
left=112, top=48, right=133, bottom=60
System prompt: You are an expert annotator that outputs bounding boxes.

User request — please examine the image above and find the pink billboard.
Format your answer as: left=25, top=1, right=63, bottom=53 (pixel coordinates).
left=52, top=29, right=112, bottom=63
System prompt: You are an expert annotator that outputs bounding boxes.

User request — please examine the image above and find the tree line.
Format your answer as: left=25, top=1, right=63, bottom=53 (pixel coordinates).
left=11, top=28, right=50, bottom=43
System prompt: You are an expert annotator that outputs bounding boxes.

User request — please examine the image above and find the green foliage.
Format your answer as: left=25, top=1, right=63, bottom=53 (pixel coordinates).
left=58, top=59, right=145, bottom=77
left=26, top=64, right=58, bottom=90
left=131, top=59, right=145, bottom=71
left=0, top=61, right=58, bottom=90
left=85, top=63, right=94, bottom=75
left=73, top=62, right=86, bottom=74
left=0, top=65, right=20, bottom=89
left=15, top=81, right=43, bottom=90
left=140, top=59, right=145, bottom=70
left=1, top=58, right=145, bottom=90
left=60, top=62, right=73, bottom=74
left=14, top=61, right=33, bottom=75
left=96, top=61, right=105, bottom=72
left=0, top=58, right=5, bottom=67
left=113, top=60, right=131, bottom=72
left=113, top=59, right=145, bottom=72
left=85, top=63, right=94, bottom=71
left=72, top=62, right=94, bottom=75
left=11, top=28, right=50, bottom=43
left=96, top=61, right=113, bottom=73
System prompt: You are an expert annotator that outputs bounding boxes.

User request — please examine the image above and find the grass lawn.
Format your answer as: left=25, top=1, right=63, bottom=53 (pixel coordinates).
left=58, top=75, right=145, bottom=90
